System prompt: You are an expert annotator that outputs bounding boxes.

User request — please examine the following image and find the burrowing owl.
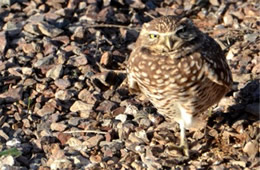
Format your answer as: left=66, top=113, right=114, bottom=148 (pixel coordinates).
left=127, top=16, right=233, bottom=156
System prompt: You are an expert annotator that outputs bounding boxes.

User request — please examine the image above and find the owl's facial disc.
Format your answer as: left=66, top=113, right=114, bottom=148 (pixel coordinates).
left=141, top=30, right=174, bottom=52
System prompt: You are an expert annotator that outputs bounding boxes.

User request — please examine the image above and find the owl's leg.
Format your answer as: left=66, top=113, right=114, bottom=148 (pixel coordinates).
left=179, top=121, right=189, bottom=157
left=165, top=122, right=189, bottom=157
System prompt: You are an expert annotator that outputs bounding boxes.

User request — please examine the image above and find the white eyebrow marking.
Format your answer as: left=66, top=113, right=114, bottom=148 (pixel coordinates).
left=140, top=30, right=176, bottom=36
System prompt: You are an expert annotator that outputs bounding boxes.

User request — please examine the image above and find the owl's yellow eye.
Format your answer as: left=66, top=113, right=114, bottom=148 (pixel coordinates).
left=149, top=34, right=159, bottom=39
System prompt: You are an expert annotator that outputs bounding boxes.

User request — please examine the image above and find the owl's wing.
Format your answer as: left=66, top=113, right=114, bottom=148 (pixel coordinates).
left=127, top=72, right=141, bottom=93
left=200, top=51, right=233, bottom=89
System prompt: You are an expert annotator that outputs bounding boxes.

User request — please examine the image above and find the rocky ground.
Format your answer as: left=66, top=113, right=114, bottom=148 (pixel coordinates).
left=0, top=0, right=259, bottom=169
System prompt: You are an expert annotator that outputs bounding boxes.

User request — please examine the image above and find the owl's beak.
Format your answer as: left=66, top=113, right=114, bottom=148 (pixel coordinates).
left=165, top=36, right=173, bottom=50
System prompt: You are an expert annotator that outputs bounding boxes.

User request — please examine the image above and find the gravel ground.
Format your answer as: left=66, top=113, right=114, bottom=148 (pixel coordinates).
left=0, top=0, right=259, bottom=169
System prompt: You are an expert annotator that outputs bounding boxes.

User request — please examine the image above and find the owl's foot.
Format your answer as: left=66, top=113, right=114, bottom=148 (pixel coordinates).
left=166, top=141, right=189, bottom=158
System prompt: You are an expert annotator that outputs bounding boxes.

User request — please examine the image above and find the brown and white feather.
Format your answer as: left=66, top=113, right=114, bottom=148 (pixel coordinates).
left=127, top=16, right=233, bottom=129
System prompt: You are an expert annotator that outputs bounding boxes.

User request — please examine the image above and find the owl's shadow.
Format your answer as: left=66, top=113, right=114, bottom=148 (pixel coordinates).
left=214, top=78, right=259, bottom=126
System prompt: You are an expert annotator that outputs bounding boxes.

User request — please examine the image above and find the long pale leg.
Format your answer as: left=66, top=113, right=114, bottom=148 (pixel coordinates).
left=179, top=121, right=189, bottom=157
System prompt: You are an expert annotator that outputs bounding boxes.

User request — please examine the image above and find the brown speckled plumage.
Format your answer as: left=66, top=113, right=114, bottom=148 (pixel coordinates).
left=127, top=16, right=233, bottom=156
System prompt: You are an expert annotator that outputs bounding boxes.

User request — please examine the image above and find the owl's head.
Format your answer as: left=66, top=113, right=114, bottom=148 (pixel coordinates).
left=138, top=16, right=199, bottom=53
